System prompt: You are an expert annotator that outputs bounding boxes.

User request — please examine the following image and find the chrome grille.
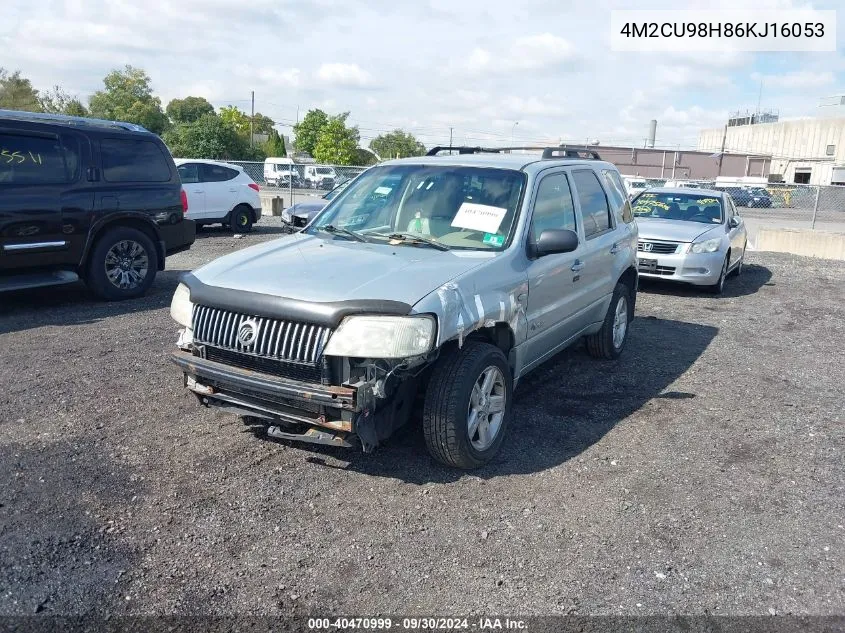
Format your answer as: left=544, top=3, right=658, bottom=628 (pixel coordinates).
left=192, top=305, right=331, bottom=365
left=637, top=240, right=680, bottom=254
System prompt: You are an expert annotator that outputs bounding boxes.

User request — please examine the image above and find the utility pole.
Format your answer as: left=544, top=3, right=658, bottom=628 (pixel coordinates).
left=449, top=127, right=453, bottom=151
left=718, top=124, right=727, bottom=176
left=757, top=79, right=763, bottom=114
left=250, top=90, right=255, bottom=148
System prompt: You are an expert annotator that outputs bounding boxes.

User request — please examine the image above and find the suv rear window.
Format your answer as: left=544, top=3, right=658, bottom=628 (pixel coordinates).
left=201, top=164, right=238, bottom=182
left=101, top=138, right=171, bottom=183
left=0, top=133, right=78, bottom=185
left=572, top=170, right=611, bottom=238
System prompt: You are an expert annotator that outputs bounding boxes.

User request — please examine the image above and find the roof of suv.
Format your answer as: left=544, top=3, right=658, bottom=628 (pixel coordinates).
left=0, top=109, right=152, bottom=135
left=382, top=153, right=617, bottom=173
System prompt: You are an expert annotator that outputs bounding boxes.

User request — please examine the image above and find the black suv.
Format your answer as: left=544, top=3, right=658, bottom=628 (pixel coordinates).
left=0, top=110, right=195, bottom=300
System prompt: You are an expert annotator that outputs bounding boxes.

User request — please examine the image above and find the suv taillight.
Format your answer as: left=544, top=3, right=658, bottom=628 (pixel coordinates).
left=248, top=183, right=260, bottom=192
left=180, top=189, right=188, bottom=214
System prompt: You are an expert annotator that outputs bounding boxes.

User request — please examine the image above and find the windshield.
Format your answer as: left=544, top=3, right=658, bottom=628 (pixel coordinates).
left=308, top=165, right=525, bottom=250
left=324, top=181, right=350, bottom=201
left=316, top=167, right=333, bottom=175
left=632, top=192, right=724, bottom=225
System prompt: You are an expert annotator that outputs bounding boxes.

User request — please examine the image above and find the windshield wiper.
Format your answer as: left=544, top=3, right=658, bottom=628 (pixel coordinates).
left=377, top=232, right=450, bottom=251
left=315, top=224, right=368, bottom=242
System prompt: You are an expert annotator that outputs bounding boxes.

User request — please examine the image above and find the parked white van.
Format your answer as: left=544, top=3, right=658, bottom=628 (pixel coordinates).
left=264, top=157, right=298, bottom=187
left=622, top=176, right=648, bottom=199
left=303, top=165, right=338, bottom=190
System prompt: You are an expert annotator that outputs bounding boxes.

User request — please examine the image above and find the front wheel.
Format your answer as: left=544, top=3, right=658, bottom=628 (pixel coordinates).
left=707, top=254, right=729, bottom=294
left=585, top=283, right=631, bottom=359
left=422, top=342, right=512, bottom=469
left=86, top=227, right=157, bottom=301
left=229, top=205, right=254, bottom=232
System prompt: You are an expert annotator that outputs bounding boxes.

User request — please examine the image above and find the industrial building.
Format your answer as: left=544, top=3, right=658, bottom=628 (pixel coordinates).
left=698, top=97, right=845, bottom=186
left=581, top=145, right=771, bottom=181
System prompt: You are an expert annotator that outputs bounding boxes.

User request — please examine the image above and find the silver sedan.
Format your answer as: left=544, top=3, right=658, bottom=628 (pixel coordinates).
left=631, top=188, right=748, bottom=294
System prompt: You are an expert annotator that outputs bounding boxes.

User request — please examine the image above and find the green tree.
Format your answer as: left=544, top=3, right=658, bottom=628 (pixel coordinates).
left=40, top=86, right=88, bottom=116
left=292, top=108, right=328, bottom=156
left=252, top=113, right=275, bottom=135
left=313, top=115, right=360, bottom=165
left=88, top=65, right=169, bottom=134
left=0, top=68, right=41, bottom=112
left=166, top=96, right=214, bottom=124
left=162, top=113, right=247, bottom=159
left=264, top=128, right=287, bottom=157
left=218, top=105, right=251, bottom=136
left=370, top=129, right=426, bottom=159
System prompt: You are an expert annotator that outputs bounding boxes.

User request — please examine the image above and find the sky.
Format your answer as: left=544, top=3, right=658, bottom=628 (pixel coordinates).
left=1, top=0, right=843, bottom=150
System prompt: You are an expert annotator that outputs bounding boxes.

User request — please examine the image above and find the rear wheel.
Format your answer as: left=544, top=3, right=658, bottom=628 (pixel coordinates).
left=585, top=283, right=631, bottom=359
left=229, top=205, right=254, bottom=232
left=422, top=342, right=512, bottom=469
left=86, top=227, right=157, bottom=301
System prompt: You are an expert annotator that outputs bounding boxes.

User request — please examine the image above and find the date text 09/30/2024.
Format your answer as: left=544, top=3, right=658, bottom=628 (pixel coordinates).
left=307, top=617, right=528, bottom=630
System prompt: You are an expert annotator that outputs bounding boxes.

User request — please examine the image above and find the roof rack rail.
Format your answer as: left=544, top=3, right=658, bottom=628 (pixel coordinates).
left=541, top=146, right=602, bottom=160
left=0, top=109, right=150, bottom=133
left=426, top=146, right=505, bottom=156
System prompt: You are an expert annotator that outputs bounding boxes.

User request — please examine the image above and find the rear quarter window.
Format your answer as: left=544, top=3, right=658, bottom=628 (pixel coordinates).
left=101, top=138, right=171, bottom=183
left=602, top=169, right=634, bottom=224
left=0, top=132, right=78, bottom=185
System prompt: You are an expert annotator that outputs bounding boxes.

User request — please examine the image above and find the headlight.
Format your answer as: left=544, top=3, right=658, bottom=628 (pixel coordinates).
left=170, top=283, right=194, bottom=327
left=281, top=209, right=291, bottom=222
left=690, top=238, right=722, bottom=254
left=324, top=315, right=436, bottom=358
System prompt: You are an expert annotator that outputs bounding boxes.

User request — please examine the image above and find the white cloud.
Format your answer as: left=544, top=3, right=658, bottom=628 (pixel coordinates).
left=464, top=33, right=575, bottom=72
left=317, top=63, right=373, bottom=87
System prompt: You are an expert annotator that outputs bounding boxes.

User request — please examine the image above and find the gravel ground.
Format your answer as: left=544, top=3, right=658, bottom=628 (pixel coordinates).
left=1, top=217, right=843, bottom=618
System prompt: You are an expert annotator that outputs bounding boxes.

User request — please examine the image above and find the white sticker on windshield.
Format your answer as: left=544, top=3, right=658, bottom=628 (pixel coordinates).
left=451, top=202, right=508, bottom=234
left=374, top=186, right=392, bottom=195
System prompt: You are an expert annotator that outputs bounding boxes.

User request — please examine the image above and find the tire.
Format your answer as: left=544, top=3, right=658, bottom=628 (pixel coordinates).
left=422, top=341, right=512, bottom=469
left=707, top=253, right=730, bottom=294
left=585, top=282, right=631, bottom=360
left=85, top=227, right=157, bottom=301
left=229, top=205, right=254, bottom=232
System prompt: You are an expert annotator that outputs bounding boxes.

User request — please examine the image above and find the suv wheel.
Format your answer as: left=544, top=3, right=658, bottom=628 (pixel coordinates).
left=585, top=282, right=631, bottom=359
left=230, top=205, right=254, bottom=232
left=86, top=227, right=157, bottom=301
left=422, top=341, right=512, bottom=469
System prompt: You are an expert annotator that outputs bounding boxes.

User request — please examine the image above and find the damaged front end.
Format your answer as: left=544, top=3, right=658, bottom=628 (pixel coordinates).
left=170, top=295, right=437, bottom=451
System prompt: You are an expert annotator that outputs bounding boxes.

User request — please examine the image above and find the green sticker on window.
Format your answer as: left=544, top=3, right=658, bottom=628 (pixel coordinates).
left=483, top=233, right=505, bottom=247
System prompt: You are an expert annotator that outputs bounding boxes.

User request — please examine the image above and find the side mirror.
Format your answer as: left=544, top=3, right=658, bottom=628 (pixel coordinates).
left=729, top=217, right=740, bottom=228
left=535, top=229, right=579, bottom=257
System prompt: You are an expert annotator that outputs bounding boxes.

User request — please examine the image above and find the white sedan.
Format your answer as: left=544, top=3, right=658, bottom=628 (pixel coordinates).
left=175, top=159, right=262, bottom=232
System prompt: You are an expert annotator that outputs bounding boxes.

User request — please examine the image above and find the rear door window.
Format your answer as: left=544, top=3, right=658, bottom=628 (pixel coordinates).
left=572, top=169, right=612, bottom=238
left=0, top=132, right=78, bottom=185
left=101, top=138, right=171, bottom=183
left=602, top=169, right=633, bottom=224
left=201, top=164, right=238, bottom=182
left=177, top=163, right=200, bottom=184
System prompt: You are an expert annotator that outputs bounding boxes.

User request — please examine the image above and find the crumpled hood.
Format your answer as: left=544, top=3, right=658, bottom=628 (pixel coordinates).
left=192, top=233, right=493, bottom=305
left=288, top=200, right=328, bottom=217
left=637, top=218, right=722, bottom=243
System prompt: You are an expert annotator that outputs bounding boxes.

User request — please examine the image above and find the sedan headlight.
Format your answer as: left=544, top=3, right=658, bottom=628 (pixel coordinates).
left=170, top=283, right=194, bottom=327
left=690, top=237, right=722, bottom=254
left=281, top=209, right=291, bottom=222
left=324, top=315, right=436, bottom=359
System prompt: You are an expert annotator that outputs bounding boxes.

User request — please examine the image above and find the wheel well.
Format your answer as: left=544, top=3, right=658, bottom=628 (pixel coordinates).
left=85, top=219, right=164, bottom=272
left=618, top=266, right=638, bottom=320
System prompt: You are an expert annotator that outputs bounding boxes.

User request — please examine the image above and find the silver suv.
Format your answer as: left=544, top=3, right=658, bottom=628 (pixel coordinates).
left=170, top=147, right=639, bottom=469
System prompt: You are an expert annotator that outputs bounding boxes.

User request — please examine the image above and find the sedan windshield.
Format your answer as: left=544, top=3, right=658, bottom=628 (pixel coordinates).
left=308, top=165, right=525, bottom=250
left=632, top=192, right=723, bottom=225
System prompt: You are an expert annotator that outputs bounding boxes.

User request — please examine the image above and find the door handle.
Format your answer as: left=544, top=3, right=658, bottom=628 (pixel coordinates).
left=610, top=243, right=620, bottom=254
left=570, top=260, right=584, bottom=272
